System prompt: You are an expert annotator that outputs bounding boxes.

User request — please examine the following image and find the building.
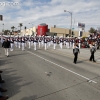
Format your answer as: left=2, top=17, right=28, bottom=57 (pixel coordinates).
left=20, top=25, right=90, bottom=37
left=50, top=27, right=90, bottom=37
left=21, top=26, right=36, bottom=36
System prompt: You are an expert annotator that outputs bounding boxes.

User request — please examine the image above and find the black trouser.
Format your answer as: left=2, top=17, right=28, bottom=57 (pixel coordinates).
left=90, top=52, right=95, bottom=61
left=74, top=53, right=78, bottom=63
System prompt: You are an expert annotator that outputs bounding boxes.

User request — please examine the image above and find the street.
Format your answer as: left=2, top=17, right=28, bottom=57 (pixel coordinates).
left=0, top=43, right=100, bottom=100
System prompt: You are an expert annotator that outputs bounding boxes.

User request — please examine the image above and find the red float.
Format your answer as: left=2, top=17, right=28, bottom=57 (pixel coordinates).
left=37, top=23, right=48, bottom=36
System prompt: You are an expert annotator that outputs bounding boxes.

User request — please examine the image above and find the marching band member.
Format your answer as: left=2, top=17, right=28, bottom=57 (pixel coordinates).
left=72, top=38, right=75, bottom=49
left=66, top=38, right=69, bottom=48
left=78, top=38, right=81, bottom=49
left=21, top=37, right=25, bottom=51
left=70, top=38, right=72, bottom=48
left=64, top=38, right=66, bottom=46
left=31, top=37, right=34, bottom=46
left=38, top=37, right=41, bottom=49
left=34, top=37, right=37, bottom=50
left=59, top=38, right=63, bottom=49
left=44, top=37, right=47, bottom=50
left=28, top=38, right=31, bottom=49
left=10, top=37, right=14, bottom=51
left=53, top=38, right=56, bottom=49
left=48, top=37, right=51, bottom=47
left=18, top=38, right=21, bottom=49
left=15, top=38, right=18, bottom=48
left=24, top=37, right=27, bottom=47
left=41, top=36, right=44, bottom=47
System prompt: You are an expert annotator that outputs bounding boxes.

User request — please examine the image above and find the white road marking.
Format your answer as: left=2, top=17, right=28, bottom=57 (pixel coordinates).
left=26, top=50, right=97, bottom=84
left=45, top=72, right=48, bottom=74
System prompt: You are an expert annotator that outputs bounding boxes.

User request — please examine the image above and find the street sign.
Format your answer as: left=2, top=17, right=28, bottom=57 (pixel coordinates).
left=77, top=22, right=85, bottom=28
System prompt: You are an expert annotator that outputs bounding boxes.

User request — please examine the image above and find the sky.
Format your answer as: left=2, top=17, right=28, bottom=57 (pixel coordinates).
left=0, top=0, right=100, bottom=32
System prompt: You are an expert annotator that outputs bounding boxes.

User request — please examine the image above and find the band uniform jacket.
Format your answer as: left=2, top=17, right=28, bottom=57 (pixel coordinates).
left=2, top=40, right=10, bottom=48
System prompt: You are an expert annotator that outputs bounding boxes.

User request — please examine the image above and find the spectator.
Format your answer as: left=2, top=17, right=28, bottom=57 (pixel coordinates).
left=2, top=38, right=10, bottom=57
left=0, top=72, right=8, bottom=100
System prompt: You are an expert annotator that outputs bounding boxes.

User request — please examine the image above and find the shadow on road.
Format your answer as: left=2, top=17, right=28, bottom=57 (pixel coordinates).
left=0, top=59, right=12, bottom=66
left=77, top=59, right=89, bottom=63
left=20, top=95, right=38, bottom=100
left=10, top=53, right=28, bottom=57
left=1, top=67, right=33, bottom=99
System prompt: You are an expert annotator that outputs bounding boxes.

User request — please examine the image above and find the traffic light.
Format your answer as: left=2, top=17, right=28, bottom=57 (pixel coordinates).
left=72, top=31, right=74, bottom=35
left=0, top=15, right=3, bottom=21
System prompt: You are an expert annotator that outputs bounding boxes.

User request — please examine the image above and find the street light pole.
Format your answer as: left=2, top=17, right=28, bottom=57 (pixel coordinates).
left=2, top=23, right=4, bottom=33
left=64, top=10, right=72, bottom=37
left=29, top=23, right=34, bottom=36
left=31, top=23, right=34, bottom=36
left=18, top=26, right=20, bottom=36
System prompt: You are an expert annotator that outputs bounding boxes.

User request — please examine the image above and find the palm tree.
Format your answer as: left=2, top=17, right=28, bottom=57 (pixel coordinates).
left=11, top=26, right=15, bottom=34
left=19, top=23, right=23, bottom=34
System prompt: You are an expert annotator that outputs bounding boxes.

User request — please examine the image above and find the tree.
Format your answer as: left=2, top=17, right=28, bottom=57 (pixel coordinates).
left=11, top=26, right=15, bottom=34
left=89, top=27, right=96, bottom=33
left=4, top=30, right=10, bottom=35
left=19, top=23, right=23, bottom=34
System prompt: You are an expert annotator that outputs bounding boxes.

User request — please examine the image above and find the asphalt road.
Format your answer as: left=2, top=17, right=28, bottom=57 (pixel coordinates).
left=0, top=43, right=100, bottom=100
